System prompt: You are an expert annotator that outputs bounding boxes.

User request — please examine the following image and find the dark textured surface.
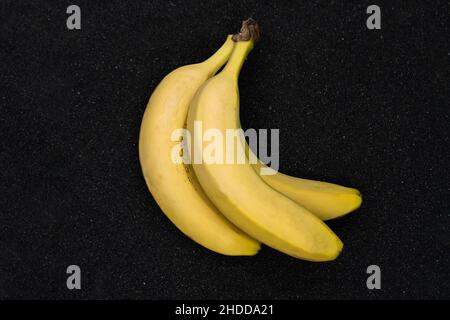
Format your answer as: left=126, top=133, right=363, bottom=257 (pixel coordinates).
left=0, top=0, right=448, bottom=299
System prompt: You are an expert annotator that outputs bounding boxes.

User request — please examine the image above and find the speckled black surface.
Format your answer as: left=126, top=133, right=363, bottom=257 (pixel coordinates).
left=0, top=0, right=448, bottom=299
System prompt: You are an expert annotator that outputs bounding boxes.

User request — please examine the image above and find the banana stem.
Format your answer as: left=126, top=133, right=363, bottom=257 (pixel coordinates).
left=222, top=19, right=260, bottom=78
left=201, top=35, right=235, bottom=76
left=232, top=18, right=260, bottom=43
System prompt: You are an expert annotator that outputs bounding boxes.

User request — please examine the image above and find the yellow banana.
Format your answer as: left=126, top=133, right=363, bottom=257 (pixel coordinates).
left=252, top=159, right=362, bottom=220
left=187, top=20, right=343, bottom=261
left=139, top=35, right=260, bottom=256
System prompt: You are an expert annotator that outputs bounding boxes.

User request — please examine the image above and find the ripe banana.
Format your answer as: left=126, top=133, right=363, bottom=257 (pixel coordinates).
left=252, top=159, right=362, bottom=220
left=139, top=35, right=260, bottom=256
left=187, top=20, right=343, bottom=261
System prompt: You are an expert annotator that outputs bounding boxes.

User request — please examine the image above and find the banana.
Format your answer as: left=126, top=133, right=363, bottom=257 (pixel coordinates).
left=187, top=20, right=343, bottom=261
left=240, top=125, right=362, bottom=220
left=139, top=35, right=260, bottom=256
left=252, top=159, right=362, bottom=220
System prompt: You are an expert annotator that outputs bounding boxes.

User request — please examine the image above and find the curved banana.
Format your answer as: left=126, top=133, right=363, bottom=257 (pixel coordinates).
left=139, top=35, right=260, bottom=256
left=187, top=20, right=343, bottom=261
left=252, top=159, right=362, bottom=221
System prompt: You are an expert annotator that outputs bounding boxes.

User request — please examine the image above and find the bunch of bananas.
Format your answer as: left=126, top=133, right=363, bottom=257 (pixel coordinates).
left=139, top=19, right=362, bottom=261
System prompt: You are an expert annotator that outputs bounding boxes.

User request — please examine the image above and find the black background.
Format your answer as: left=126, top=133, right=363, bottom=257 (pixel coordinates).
left=0, top=0, right=448, bottom=299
